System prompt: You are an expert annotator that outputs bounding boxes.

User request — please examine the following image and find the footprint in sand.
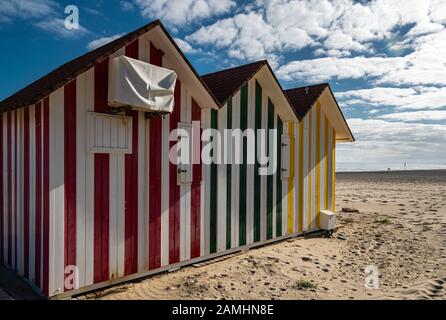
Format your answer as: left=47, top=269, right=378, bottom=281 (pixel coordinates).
left=422, top=279, right=446, bottom=299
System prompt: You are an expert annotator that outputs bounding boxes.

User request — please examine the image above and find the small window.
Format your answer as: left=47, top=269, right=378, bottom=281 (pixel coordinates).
left=281, top=134, right=292, bottom=179
left=87, top=112, right=133, bottom=154
left=177, top=122, right=193, bottom=184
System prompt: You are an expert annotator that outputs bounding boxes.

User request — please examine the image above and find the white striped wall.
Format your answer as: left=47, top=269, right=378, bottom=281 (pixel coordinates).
left=230, top=91, right=240, bottom=249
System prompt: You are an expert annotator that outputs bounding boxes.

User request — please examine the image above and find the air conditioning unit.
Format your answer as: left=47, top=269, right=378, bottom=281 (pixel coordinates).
left=319, top=210, right=335, bottom=236
left=108, top=55, right=177, bottom=113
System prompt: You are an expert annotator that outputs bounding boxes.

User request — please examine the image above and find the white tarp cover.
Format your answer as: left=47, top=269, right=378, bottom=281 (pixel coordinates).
left=108, top=55, right=177, bottom=113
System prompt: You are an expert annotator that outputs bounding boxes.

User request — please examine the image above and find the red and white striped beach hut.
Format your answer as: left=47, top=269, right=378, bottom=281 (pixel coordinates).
left=0, top=20, right=354, bottom=298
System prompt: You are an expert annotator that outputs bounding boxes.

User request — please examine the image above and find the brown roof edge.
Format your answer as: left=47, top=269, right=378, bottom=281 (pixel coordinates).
left=218, top=60, right=267, bottom=107
left=201, top=59, right=300, bottom=120
left=202, top=59, right=268, bottom=79
left=285, top=83, right=354, bottom=141
left=0, top=20, right=161, bottom=112
left=202, top=60, right=267, bottom=106
left=262, top=61, right=301, bottom=121
left=284, top=83, right=328, bottom=119
left=0, top=19, right=220, bottom=112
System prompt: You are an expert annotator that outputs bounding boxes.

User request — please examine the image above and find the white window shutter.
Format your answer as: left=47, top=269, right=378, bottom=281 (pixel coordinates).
left=177, top=123, right=193, bottom=184
left=87, top=112, right=133, bottom=154
left=281, top=134, right=291, bottom=179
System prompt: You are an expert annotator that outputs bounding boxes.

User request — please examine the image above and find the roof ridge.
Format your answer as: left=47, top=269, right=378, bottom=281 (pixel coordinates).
left=201, top=59, right=300, bottom=120
left=200, top=60, right=268, bottom=106
left=201, top=60, right=267, bottom=78
left=284, top=82, right=329, bottom=119
left=284, top=83, right=329, bottom=92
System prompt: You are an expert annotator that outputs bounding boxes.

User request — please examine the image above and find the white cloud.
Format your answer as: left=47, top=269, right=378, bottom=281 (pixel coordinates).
left=83, top=7, right=103, bottom=17
left=314, top=48, right=351, bottom=58
left=277, top=29, right=446, bottom=86
left=0, top=0, right=58, bottom=22
left=35, top=18, right=89, bottom=39
left=87, top=33, right=124, bottom=50
left=337, top=118, right=446, bottom=171
left=187, top=16, right=239, bottom=47
left=277, top=55, right=405, bottom=83
left=186, top=11, right=313, bottom=61
left=133, top=0, right=235, bottom=26
left=322, top=31, right=368, bottom=52
left=406, top=22, right=444, bottom=36
left=174, top=38, right=199, bottom=54
left=428, top=0, right=446, bottom=24
left=378, top=30, right=446, bottom=86
left=368, top=109, right=380, bottom=114
left=379, top=110, right=446, bottom=122
left=186, top=0, right=446, bottom=70
left=0, top=0, right=91, bottom=37
left=336, top=86, right=446, bottom=110
left=120, top=1, right=135, bottom=11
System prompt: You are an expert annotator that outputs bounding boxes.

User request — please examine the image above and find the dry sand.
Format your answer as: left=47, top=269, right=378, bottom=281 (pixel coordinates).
left=81, top=170, right=446, bottom=300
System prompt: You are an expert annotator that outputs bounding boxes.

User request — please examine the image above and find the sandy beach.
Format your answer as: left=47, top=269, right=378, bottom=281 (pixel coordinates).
left=77, top=170, right=446, bottom=300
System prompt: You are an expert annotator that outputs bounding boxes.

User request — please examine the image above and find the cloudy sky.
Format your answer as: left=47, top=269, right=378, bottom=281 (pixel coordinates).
left=1, top=0, right=445, bottom=171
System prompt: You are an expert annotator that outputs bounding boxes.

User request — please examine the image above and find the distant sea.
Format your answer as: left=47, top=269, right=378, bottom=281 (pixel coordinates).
left=337, top=169, right=446, bottom=183
left=336, top=164, right=446, bottom=173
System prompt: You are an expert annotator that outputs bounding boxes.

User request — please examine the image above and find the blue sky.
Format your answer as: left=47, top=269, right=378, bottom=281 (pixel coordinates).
left=1, top=0, right=445, bottom=171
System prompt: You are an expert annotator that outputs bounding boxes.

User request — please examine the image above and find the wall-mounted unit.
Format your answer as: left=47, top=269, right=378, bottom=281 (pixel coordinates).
left=108, top=55, right=177, bottom=113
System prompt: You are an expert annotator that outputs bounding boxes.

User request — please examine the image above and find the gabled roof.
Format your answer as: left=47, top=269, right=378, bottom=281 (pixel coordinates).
left=202, top=60, right=299, bottom=121
left=284, top=83, right=328, bottom=119
left=201, top=60, right=299, bottom=121
left=0, top=19, right=219, bottom=112
left=201, top=60, right=267, bottom=106
left=285, top=83, right=354, bottom=142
